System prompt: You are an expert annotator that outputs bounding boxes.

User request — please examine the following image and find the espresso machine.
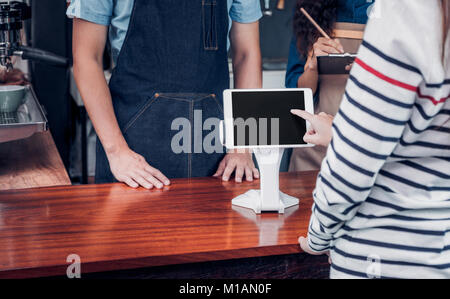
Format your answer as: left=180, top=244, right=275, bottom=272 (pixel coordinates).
left=0, top=1, right=67, bottom=70
left=0, top=1, right=68, bottom=143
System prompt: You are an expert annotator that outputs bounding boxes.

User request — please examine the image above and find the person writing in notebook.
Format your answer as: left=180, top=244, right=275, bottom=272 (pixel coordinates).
left=292, top=0, right=450, bottom=278
left=286, top=0, right=373, bottom=172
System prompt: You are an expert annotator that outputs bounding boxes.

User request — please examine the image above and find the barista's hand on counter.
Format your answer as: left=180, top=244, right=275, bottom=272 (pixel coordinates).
left=291, top=109, right=334, bottom=147
left=107, top=146, right=170, bottom=189
left=214, top=151, right=259, bottom=183
left=306, top=37, right=344, bottom=71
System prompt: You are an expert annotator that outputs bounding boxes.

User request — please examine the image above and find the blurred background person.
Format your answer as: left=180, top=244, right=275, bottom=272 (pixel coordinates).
left=286, top=0, right=373, bottom=172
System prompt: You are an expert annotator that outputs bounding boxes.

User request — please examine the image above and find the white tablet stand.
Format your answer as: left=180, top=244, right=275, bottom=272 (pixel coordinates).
left=231, top=148, right=299, bottom=214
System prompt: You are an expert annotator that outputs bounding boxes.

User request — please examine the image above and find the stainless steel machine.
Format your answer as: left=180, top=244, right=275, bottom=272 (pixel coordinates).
left=0, top=85, right=47, bottom=143
left=0, top=1, right=68, bottom=69
left=0, top=1, right=68, bottom=143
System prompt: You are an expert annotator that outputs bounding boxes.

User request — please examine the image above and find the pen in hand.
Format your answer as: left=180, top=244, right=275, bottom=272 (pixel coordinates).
left=300, top=7, right=344, bottom=54
left=300, top=7, right=331, bottom=40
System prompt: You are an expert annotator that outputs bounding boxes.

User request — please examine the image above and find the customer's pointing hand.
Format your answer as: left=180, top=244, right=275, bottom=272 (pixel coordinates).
left=291, top=109, right=334, bottom=147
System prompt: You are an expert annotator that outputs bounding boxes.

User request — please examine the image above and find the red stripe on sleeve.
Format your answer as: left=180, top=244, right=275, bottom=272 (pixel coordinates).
left=354, top=58, right=449, bottom=106
left=354, top=58, right=417, bottom=91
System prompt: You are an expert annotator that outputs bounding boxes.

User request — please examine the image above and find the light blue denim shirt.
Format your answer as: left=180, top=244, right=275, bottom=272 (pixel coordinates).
left=67, top=0, right=262, bottom=64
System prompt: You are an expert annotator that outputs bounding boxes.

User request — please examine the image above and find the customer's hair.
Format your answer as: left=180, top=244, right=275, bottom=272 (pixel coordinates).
left=293, top=0, right=338, bottom=57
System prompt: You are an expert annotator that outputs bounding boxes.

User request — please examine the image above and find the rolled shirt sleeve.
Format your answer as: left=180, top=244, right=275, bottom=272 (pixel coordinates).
left=229, top=0, right=262, bottom=24
left=66, top=0, right=113, bottom=26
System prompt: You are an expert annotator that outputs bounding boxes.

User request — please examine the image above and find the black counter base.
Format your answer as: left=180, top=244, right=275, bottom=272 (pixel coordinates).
left=75, top=253, right=330, bottom=279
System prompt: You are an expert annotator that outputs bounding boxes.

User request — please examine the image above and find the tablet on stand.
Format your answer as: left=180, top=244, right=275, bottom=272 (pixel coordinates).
left=221, top=89, right=315, bottom=214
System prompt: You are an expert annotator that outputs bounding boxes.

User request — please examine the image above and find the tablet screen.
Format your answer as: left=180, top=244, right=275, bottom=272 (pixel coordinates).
left=231, top=90, right=307, bottom=146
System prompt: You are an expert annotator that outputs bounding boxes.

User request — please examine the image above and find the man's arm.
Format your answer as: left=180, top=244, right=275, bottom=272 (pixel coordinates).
left=230, top=20, right=262, bottom=88
left=214, top=20, right=261, bottom=182
left=72, top=18, right=170, bottom=189
left=73, top=19, right=125, bottom=159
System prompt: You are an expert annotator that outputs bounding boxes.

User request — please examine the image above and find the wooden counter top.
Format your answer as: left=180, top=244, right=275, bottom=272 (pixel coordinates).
left=0, top=171, right=319, bottom=278
left=0, top=131, right=71, bottom=190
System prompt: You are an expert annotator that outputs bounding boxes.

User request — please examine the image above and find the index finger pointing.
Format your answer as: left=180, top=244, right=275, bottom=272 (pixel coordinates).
left=291, top=109, right=315, bottom=122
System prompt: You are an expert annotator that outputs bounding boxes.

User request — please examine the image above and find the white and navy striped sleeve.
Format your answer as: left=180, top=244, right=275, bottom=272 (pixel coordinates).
left=307, top=0, right=433, bottom=252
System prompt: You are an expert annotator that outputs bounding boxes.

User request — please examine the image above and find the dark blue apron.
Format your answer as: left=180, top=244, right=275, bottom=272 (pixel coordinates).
left=96, top=0, right=230, bottom=183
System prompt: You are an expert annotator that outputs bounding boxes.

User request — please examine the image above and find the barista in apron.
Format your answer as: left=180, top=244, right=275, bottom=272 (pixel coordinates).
left=290, top=23, right=365, bottom=171
left=71, top=0, right=261, bottom=187
left=97, top=0, right=230, bottom=182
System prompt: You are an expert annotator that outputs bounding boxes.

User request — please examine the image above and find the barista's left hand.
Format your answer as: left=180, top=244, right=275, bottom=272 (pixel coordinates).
left=214, top=151, right=259, bottom=183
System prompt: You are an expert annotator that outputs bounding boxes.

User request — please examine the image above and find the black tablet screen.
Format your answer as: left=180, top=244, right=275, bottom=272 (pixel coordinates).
left=231, top=91, right=307, bottom=146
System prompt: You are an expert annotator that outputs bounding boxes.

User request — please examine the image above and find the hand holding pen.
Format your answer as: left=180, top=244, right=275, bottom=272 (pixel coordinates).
left=300, top=7, right=345, bottom=71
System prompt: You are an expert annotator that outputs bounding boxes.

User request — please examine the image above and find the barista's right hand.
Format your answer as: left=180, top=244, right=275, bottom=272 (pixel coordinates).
left=306, top=37, right=344, bottom=71
left=107, top=146, right=171, bottom=189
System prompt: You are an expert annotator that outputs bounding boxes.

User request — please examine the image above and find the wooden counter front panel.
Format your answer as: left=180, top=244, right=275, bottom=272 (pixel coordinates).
left=0, top=172, right=319, bottom=278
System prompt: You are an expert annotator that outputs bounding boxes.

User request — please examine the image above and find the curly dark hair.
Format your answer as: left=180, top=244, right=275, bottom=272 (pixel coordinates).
left=294, top=0, right=338, bottom=58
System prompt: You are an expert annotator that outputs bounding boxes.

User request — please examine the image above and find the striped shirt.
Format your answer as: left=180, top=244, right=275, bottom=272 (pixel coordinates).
left=307, top=0, right=450, bottom=279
